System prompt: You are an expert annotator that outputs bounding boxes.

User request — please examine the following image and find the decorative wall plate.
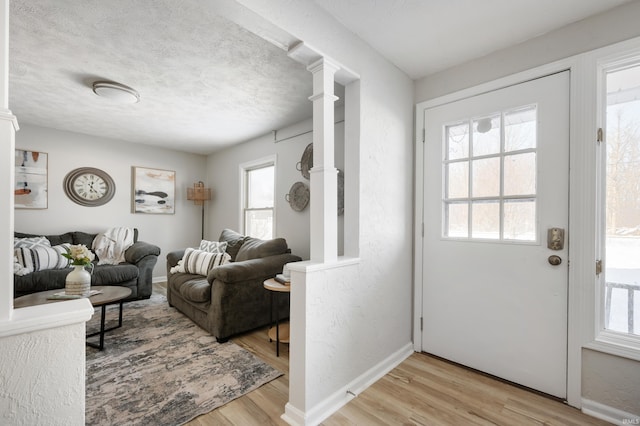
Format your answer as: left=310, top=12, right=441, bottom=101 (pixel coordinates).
left=296, top=143, right=313, bottom=180
left=63, top=167, right=116, bottom=206
left=285, top=181, right=310, bottom=212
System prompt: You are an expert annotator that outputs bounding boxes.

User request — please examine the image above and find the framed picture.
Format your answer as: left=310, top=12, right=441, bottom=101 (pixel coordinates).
left=15, top=149, right=48, bottom=209
left=132, top=166, right=176, bottom=214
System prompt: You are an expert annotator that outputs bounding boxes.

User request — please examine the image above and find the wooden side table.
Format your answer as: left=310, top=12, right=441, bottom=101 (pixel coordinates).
left=263, top=278, right=290, bottom=357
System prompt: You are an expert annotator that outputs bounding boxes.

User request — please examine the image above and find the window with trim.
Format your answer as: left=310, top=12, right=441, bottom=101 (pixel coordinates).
left=242, top=160, right=275, bottom=240
left=601, top=62, right=640, bottom=339
left=443, top=106, right=538, bottom=242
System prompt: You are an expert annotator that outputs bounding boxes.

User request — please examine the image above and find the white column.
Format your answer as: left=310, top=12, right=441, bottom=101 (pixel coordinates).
left=307, top=58, right=339, bottom=263
left=0, top=0, right=16, bottom=322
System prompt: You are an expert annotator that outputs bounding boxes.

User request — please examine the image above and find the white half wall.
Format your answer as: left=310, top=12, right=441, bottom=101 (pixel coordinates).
left=14, top=124, right=208, bottom=279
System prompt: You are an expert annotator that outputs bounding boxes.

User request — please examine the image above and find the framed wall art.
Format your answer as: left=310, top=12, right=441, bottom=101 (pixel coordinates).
left=132, top=166, right=176, bottom=214
left=15, top=149, right=48, bottom=209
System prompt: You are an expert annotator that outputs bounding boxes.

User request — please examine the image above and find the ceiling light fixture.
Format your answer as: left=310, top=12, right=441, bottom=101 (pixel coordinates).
left=92, top=81, right=140, bottom=104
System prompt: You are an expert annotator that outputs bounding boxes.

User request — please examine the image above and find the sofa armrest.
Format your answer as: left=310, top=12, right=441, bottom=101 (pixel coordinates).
left=125, top=241, right=161, bottom=264
left=208, top=253, right=301, bottom=284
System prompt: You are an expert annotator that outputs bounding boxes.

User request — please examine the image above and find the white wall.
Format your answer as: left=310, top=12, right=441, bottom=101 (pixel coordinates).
left=14, top=124, right=207, bottom=279
left=206, top=110, right=345, bottom=260
left=230, top=1, right=415, bottom=422
left=0, top=322, right=87, bottom=426
left=416, top=1, right=640, bottom=102
left=414, top=1, right=640, bottom=418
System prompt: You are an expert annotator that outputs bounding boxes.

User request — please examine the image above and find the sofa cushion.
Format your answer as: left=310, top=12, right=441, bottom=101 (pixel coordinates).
left=179, top=278, right=211, bottom=303
left=14, top=243, right=71, bottom=274
left=218, top=229, right=247, bottom=261
left=235, top=237, right=289, bottom=262
left=91, top=264, right=138, bottom=285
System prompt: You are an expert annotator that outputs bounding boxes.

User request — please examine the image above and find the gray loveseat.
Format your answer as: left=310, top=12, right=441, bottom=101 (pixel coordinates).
left=14, top=230, right=161, bottom=301
left=166, top=229, right=301, bottom=342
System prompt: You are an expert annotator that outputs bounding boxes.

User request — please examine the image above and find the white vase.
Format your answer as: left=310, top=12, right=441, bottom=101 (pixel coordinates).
left=65, top=265, right=92, bottom=297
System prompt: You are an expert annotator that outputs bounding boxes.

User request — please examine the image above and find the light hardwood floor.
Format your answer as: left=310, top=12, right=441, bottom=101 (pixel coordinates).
left=153, top=285, right=607, bottom=425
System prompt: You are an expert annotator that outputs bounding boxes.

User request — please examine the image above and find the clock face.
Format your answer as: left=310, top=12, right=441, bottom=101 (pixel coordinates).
left=64, top=168, right=115, bottom=206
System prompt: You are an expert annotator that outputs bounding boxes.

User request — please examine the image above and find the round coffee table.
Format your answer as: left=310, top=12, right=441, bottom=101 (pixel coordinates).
left=14, top=286, right=132, bottom=350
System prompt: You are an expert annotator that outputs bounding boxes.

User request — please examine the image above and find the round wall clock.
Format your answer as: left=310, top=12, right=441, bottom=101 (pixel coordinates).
left=63, top=167, right=116, bottom=206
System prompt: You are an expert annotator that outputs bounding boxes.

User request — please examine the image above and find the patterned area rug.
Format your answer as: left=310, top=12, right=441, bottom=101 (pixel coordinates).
left=85, top=293, right=282, bottom=425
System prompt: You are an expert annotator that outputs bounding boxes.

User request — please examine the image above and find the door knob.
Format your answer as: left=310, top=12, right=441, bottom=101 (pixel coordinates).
left=548, top=255, right=562, bottom=266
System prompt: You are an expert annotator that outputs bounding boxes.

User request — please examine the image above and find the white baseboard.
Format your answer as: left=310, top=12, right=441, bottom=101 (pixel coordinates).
left=582, top=398, right=640, bottom=425
left=282, top=342, right=414, bottom=426
left=152, top=276, right=167, bottom=284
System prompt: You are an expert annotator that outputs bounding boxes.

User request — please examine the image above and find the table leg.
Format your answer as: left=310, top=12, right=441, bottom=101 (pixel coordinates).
left=87, top=302, right=126, bottom=351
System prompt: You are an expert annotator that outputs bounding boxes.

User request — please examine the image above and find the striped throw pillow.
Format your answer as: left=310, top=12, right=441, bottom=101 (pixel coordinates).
left=179, top=247, right=230, bottom=276
left=14, top=243, right=71, bottom=274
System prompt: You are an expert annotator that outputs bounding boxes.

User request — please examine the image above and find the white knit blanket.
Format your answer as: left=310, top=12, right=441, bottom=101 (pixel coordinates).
left=92, top=227, right=135, bottom=265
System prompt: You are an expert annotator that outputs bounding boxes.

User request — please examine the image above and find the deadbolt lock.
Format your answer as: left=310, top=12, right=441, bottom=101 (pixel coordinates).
left=547, top=228, right=565, bottom=251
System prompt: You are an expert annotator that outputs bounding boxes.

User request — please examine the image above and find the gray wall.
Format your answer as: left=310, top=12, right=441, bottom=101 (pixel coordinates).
left=414, top=1, right=640, bottom=416
left=14, top=124, right=207, bottom=279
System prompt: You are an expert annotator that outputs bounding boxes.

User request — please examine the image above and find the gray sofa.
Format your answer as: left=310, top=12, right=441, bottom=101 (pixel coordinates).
left=14, top=230, right=161, bottom=301
left=166, top=229, right=301, bottom=342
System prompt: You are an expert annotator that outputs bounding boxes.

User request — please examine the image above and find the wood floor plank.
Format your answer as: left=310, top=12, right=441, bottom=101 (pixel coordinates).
left=148, top=283, right=609, bottom=426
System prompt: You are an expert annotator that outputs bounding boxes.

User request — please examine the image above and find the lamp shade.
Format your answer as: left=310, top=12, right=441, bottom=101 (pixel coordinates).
left=187, top=181, right=211, bottom=205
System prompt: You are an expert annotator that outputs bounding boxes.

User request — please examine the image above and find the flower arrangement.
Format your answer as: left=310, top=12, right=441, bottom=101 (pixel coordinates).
left=63, top=244, right=95, bottom=266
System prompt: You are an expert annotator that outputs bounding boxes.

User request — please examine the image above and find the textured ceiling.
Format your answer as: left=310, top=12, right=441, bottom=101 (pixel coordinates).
left=313, top=0, right=636, bottom=79
left=9, top=0, right=312, bottom=155
left=9, top=1, right=636, bottom=155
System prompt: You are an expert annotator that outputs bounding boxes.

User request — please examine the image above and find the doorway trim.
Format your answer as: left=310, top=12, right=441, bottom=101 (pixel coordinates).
left=414, top=55, right=595, bottom=409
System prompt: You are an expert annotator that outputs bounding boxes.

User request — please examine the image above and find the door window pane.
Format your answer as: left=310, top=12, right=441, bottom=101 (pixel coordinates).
left=604, top=65, right=640, bottom=336
left=446, top=202, right=468, bottom=237
left=504, top=200, right=536, bottom=240
left=446, top=122, right=469, bottom=160
left=473, top=114, right=501, bottom=156
left=472, top=157, right=500, bottom=197
left=504, top=153, right=536, bottom=196
left=447, top=162, right=469, bottom=198
left=472, top=201, right=500, bottom=239
left=505, top=106, right=537, bottom=151
left=442, top=105, right=537, bottom=243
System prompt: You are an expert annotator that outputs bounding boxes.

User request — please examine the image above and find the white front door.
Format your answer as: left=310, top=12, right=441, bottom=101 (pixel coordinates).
left=421, top=72, right=570, bottom=398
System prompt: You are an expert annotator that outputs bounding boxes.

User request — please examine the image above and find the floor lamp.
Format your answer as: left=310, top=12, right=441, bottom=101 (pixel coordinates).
left=187, top=181, right=211, bottom=240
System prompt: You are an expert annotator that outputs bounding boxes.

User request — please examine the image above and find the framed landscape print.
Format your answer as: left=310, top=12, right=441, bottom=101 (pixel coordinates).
left=132, top=166, right=175, bottom=214
left=15, top=149, right=48, bottom=209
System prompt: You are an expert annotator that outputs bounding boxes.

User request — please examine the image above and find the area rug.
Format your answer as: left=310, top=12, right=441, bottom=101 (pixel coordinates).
left=85, top=293, right=282, bottom=426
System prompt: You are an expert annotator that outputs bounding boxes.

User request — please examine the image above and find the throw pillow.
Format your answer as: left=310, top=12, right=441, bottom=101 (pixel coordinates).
left=198, top=239, right=228, bottom=254
left=14, top=243, right=72, bottom=274
left=14, top=236, right=51, bottom=249
left=170, top=248, right=230, bottom=276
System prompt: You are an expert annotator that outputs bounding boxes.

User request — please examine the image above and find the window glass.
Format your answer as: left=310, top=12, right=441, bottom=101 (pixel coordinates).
left=442, top=105, right=538, bottom=242
left=505, top=106, right=537, bottom=152
left=604, top=65, right=640, bottom=336
left=446, top=122, right=469, bottom=160
left=243, top=163, right=275, bottom=240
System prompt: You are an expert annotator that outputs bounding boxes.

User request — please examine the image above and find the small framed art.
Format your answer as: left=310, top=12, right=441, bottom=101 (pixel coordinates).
left=132, top=166, right=176, bottom=214
left=15, top=149, right=48, bottom=209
